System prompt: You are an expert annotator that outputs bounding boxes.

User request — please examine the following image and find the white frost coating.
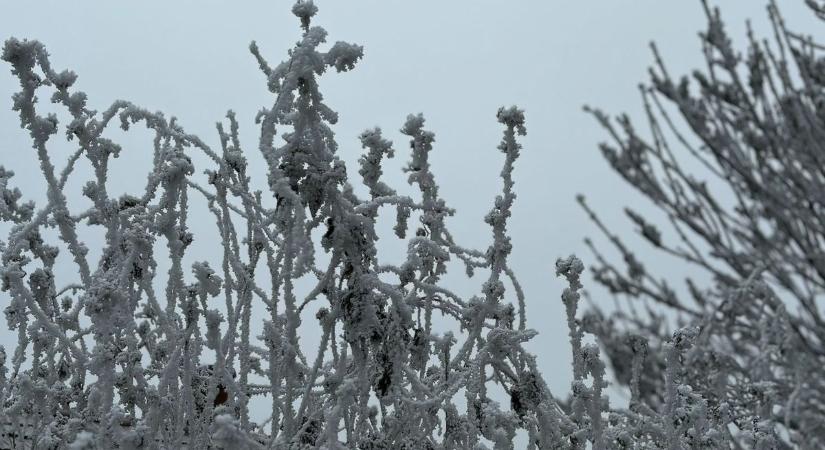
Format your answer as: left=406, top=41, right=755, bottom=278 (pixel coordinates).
left=0, top=1, right=823, bottom=449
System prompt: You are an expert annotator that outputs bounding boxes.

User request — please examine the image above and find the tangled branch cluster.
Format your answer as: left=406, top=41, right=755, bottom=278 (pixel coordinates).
left=580, top=0, right=825, bottom=448
left=0, top=0, right=823, bottom=449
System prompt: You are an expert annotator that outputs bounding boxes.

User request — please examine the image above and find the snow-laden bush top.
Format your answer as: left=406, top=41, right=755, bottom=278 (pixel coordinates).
left=0, top=0, right=822, bottom=448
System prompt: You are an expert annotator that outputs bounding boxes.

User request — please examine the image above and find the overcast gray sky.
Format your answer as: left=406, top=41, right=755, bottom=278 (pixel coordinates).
left=1, top=0, right=820, bottom=423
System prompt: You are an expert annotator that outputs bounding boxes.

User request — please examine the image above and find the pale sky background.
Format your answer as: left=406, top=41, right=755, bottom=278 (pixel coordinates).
left=0, top=0, right=821, bottom=435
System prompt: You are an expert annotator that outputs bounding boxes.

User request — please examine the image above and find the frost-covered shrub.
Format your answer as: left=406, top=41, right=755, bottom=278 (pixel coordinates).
left=1, top=0, right=823, bottom=449
left=581, top=1, right=825, bottom=448
left=0, top=2, right=556, bottom=448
